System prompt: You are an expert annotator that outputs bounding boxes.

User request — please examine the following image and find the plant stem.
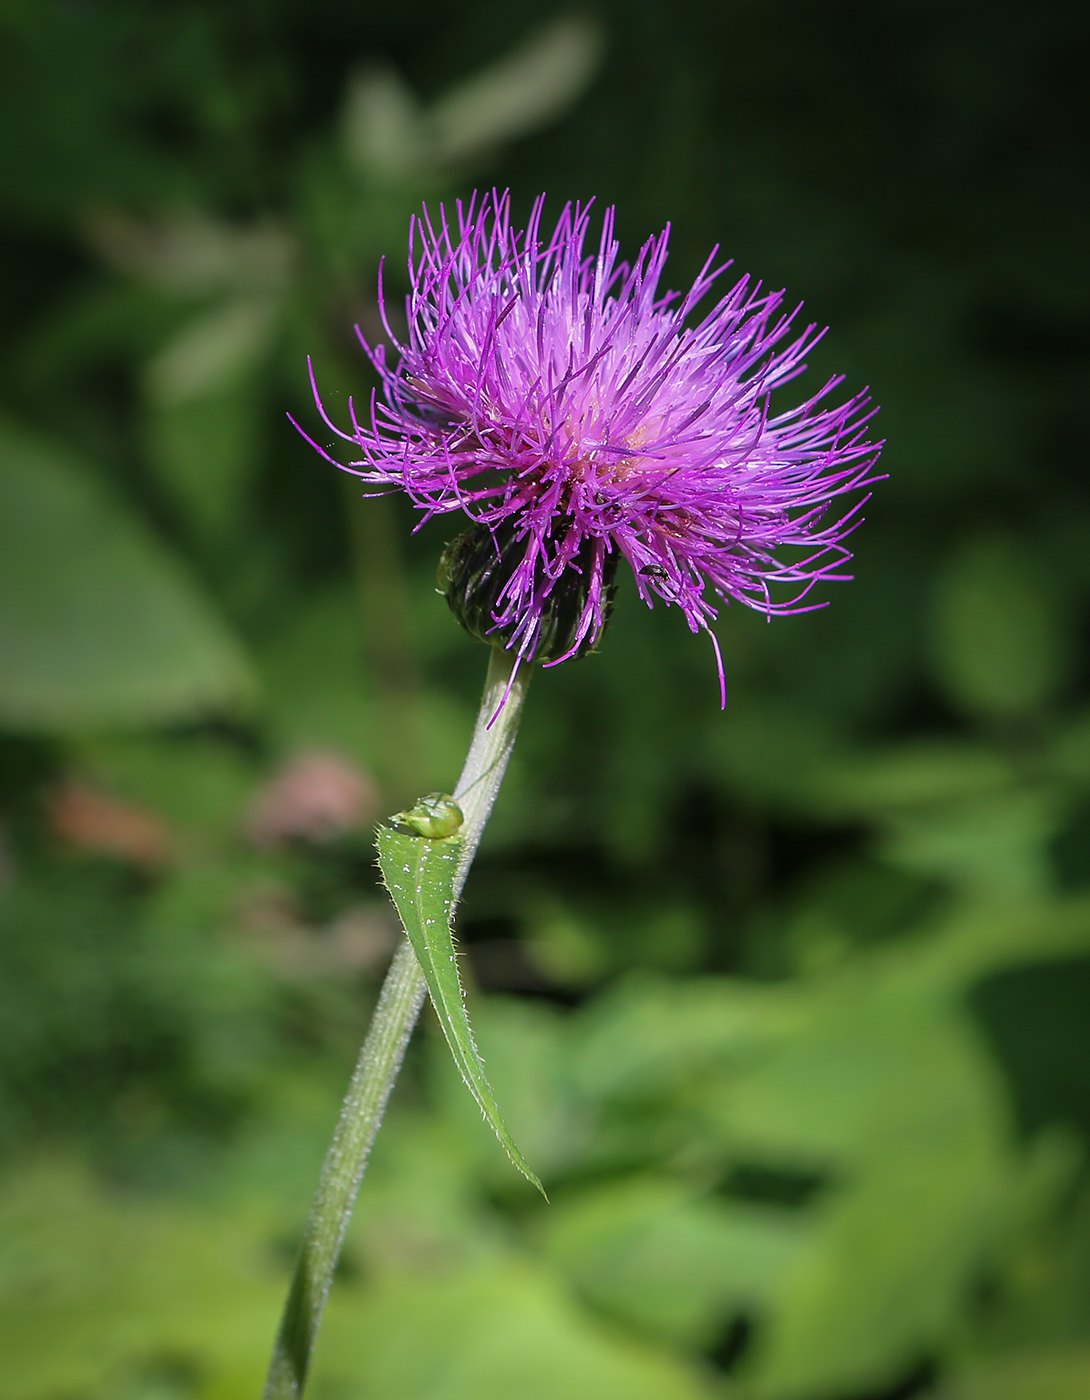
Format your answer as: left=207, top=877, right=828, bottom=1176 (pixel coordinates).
left=262, top=645, right=530, bottom=1399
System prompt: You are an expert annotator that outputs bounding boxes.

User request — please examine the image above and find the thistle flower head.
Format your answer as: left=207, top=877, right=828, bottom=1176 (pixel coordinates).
left=305, top=191, right=882, bottom=701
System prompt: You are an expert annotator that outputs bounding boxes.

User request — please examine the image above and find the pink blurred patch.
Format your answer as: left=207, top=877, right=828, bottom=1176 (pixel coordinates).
left=47, top=779, right=172, bottom=867
left=246, top=750, right=378, bottom=846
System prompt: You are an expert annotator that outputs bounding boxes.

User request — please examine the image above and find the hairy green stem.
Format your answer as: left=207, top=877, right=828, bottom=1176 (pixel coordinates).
left=262, top=645, right=530, bottom=1399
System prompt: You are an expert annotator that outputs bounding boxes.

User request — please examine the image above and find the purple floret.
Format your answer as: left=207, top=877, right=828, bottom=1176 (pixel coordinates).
left=302, top=191, right=882, bottom=702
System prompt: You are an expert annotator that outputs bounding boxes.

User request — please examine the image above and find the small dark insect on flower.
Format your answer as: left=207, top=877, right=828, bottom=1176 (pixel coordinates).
left=300, top=192, right=882, bottom=702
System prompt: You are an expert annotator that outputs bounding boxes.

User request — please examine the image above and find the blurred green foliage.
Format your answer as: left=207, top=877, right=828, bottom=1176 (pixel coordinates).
left=1, top=1, right=1089, bottom=1397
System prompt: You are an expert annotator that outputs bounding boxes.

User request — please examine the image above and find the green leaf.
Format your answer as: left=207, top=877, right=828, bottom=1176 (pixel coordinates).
left=0, top=1159, right=285, bottom=1400
left=430, top=17, right=604, bottom=165
left=431, top=997, right=584, bottom=1182
left=571, top=975, right=800, bottom=1106
left=0, top=1159, right=703, bottom=1400
left=806, top=741, right=1015, bottom=816
left=931, top=532, right=1067, bottom=721
left=341, top=66, right=429, bottom=179
left=143, top=295, right=279, bottom=404
left=143, top=379, right=264, bottom=547
left=0, top=417, right=254, bottom=731
left=712, top=983, right=1017, bottom=1400
left=751, top=1160, right=1010, bottom=1400
left=258, top=586, right=374, bottom=764
left=332, top=1259, right=708, bottom=1400
left=562, top=966, right=1055, bottom=1400
left=1049, top=708, right=1090, bottom=786
left=542, top=1177, right=807, bottom=1348
left=876, top=788, right=1063, bottom=902
left=141, top=295, right=279, bottom=547
left=937, top=1351, right=1090, bottom=1400
left=376, top=824, right=545, bottom=1194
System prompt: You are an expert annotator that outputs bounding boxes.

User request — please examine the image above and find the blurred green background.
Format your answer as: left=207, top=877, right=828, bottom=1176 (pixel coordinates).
left=1, top=2, right=1089, bottom=1397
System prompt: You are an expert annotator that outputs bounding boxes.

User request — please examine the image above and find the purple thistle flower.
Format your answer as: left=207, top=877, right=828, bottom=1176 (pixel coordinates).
left=304, top=191, right=882, bottom=703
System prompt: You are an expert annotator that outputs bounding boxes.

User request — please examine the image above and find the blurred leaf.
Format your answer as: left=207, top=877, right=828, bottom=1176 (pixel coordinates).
left=571, top=975, right=804, bottom=1106
left=800, top=743, right=1064, bottom=902
left=13, top=281, right=184, bottom=399
left=904, top=897, right=1090, bottom=994
left=524, top=896, right=614, bottom=986
left=709, top=960, right=1060, bottom=1398
left=709, top=700, right=842, bottom=810
left=0, top=1161, right=281, bottom=1400
left=259, top=586, right=375, bottom=766
left=963, top=1166, right=1090, bottom=1357
left=144, top=296, right=279, bottom=405
left=87, top=212, right=294, bottom=297
left=807, top=741, right=1015, bottom=817
left=377, top=824, right=544, bottom=1193
left=931, top=532, right=1067, bottom=722
left=75, top=733, right=257, bottom=844
left=936, top=1350, right=1090, bottom=1400
left=877, top=788, right=1063, bottom=902
left=336, top=1258, right=710, bottom=1400
left=1049, top=709, right=1090, bottom=786
left=560, top=965, right=1049, bottom=1400
left=0, top=857, right=277, bottom=1152
left=719, top=980, right=1008, bottom=1166
left=543, top=1177, right=807, bottom=1348
left=339, top=17, right=603, bottom=184
left=780, top=859, right=938, bottom=974
left=336, top=1117, right=709, bottom=1398
left=430, top=996, right=586, bottom=1181
left=144, top=377, right=265, bottom=546
left=752, top=1160, right=1009, bottom=1400
left=431, top=17, right=605, bottom=165
left=341, top=65, right=429, bottom=179
left=0, top=418, right=254, bottom=730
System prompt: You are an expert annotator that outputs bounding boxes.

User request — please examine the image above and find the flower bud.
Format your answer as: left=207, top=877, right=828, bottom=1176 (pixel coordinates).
left=438, top=518, right=618, bottom=663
